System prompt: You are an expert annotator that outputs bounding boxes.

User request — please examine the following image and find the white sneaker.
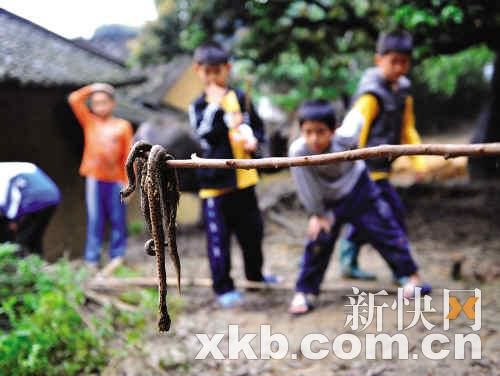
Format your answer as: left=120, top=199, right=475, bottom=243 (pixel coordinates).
left=402, top=280, right=432, bottom=299
left=217, top=290, right=244, bottom=308
left=289, top=292, right=316, bottom=315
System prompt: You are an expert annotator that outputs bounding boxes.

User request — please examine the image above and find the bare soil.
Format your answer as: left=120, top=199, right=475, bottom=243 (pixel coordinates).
left=105, top=172, right=500, bottom=376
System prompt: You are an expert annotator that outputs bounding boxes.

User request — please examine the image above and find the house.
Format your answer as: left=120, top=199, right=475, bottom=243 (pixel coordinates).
left=73, top=25, right=204, bottom=112
left=122, top=55, right=204, bottom=112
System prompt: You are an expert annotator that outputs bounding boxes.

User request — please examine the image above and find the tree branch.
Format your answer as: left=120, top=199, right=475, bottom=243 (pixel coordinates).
left=162, top=143, right=500, bottom=170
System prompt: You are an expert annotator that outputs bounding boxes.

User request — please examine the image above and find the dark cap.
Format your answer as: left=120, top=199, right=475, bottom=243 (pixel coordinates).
left=193, top=41, right=229, bottom=65
left=376, top=30, right=413, bottom=55
left=298, top=99, right=337, bottom=130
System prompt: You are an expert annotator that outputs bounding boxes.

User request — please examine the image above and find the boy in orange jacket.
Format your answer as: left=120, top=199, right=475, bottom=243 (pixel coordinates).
left=68, top=83, right=133, bottom=270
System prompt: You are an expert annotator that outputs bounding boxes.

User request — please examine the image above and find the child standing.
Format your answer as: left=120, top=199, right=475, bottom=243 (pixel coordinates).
left=189, top=42, right=275, bottom=307
left=68, top=83, right=133, bottom=271
left=337, top=30, right=427, bottom=281
left=288, top=99, right=430, bottom=315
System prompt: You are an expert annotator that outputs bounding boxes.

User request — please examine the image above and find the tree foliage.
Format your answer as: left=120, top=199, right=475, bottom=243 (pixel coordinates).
left=132, top=0, right=497, bottom=110
left=393, top=1, right=499, bottom=57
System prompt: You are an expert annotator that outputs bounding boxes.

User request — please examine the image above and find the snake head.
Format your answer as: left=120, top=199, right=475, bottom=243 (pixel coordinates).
left=122, top=141, right=153, bottom=200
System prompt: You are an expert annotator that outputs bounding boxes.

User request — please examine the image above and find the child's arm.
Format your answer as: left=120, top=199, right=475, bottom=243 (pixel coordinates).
left=233, top=90, right=265, bottom=155
left=67, top=84, right=95, bottom=128
left=337, top=94, right=379, bottom=149
left=290, top=165, right=333, bottom=239
left=68, top=83, right=114, bottom=127
left=290, top=166, right=324, bottom=215
left=401, top=96, right=426, bottom=174
left=336, top=94, right=379, bottom=150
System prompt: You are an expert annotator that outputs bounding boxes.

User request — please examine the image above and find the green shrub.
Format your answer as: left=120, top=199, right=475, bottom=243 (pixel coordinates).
left=0, top=243, right=106, bottom=375
left=0, top=243, right=185, bottom=375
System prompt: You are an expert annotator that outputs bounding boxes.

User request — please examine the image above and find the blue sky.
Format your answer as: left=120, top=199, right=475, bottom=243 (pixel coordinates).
left=0, top=0, right=157, bottom=38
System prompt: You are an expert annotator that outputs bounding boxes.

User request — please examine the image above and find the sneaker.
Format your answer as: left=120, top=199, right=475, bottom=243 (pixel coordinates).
left=217, top=290, right=244, bottom=308
left=393, top=276, right=406, bottom=286
left=342, top=267, right=377, bottom=280
left=288, top=292, right=316, bottom=315
left=338, top=239, right=377, bottom=280
left=395, top=276, right=409, bottom=286
left=402, top=279, right=432, bottom=299
left=263, top=274, right=283, bottom=285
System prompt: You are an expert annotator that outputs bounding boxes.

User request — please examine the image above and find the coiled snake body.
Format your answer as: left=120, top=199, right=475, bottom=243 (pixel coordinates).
left=121, top=141, right=181, bottom=332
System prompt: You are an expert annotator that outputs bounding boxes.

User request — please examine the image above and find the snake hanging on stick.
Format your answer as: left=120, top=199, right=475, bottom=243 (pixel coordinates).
left=121, top=141, right=181, bottom=332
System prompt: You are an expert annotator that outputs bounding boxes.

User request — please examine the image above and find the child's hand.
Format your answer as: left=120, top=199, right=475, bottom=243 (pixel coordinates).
left=414, top=171, right=427, bottom=183
left=205, top=84, right=227, bottom=104
left=243, top=137, right=258, bottom=153
left=229, top=122, right=258, bottom=152
left=307, top=215, right=333, bottom=240
left=238, top=123, right=258, bottom=152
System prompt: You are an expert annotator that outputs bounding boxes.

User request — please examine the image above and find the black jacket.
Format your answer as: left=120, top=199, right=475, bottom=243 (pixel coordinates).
left=188, top=87, right=265, bottom=189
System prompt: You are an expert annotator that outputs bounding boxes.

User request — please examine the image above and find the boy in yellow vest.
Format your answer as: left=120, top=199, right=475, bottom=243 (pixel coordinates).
left=338, top=30, right=426, bottom=281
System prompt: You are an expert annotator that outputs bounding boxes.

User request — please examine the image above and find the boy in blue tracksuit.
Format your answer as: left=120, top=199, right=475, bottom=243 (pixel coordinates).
left=337, top=30, right=427, bottom=280
left=0, top=162, right=61, bottom=256
left=288, top=100, right=430, bottom=315
left=189, top=42, right=276, bottom=307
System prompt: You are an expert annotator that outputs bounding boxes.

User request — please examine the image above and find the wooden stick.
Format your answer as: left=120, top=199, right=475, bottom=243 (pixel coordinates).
left=164, top=143, right=500, bottom=170
left=88, top=276, right=399, bottom=294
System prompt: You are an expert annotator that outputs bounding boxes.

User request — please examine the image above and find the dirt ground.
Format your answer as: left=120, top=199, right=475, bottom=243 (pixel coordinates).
left=104, top=169, right=500, bottom=376
left=97, top=113, right=500, bottom=376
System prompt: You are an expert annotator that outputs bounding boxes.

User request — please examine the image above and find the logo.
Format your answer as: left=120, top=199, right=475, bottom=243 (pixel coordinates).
left=194, top=288, right=483, bottom=361
left=443, top=289, right=481, bottom=331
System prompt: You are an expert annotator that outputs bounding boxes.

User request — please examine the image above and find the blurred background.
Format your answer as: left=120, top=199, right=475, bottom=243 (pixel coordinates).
left=1, top=0, right=498, bottom=259
left=1, top=2, right=499, bottom=374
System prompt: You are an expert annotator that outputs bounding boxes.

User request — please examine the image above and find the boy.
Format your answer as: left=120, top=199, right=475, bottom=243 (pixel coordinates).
left=337, top=30, right=427, bottom=281
left=288, top=99, right=430, bottom=315
left=189, top=41, right=276, bottom=307
left=0, top=162, right=61, bottom=256
left=68, top=83, right=133, bottom=272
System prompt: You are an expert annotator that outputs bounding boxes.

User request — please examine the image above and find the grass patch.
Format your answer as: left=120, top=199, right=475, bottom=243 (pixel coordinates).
left=0, top=242, right=184, bottom=375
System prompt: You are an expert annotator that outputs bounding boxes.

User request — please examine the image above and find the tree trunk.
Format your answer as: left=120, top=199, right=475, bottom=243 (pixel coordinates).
left=469, top=53, right=500, bottom=179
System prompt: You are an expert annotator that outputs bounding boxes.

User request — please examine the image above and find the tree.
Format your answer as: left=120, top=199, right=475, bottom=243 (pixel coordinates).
left=132, top=0, right=393, bottom=109
left=393, top=1, right=500, bottom=177
left=133, top=0, right=499, bottom=177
